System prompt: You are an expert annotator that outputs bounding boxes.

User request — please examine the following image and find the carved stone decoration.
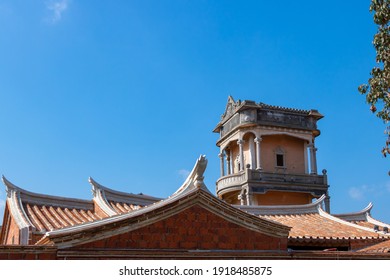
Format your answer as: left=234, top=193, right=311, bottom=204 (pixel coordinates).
left=257, top=110, right=315, bottom=130
left=240, top=109, right=256, bottom=123
left=221, top=96, right=240, bottom=121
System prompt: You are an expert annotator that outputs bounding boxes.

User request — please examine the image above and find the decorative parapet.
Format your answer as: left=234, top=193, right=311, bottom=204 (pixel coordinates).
left=216, top=169, right=328, bottom=196
left=214, top=96, right=323, bottom=139
left=216, top=171, right=246, bottom=194
left=248, top=170, right=326, bottom=185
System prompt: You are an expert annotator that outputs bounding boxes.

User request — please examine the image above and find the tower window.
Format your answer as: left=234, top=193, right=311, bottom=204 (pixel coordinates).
left=276, top=154, right=284, bottom=167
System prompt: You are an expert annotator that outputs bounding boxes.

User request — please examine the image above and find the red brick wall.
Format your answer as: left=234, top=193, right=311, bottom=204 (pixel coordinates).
left=350, top=239, right=386, bottom=251
left=74, top=205, right=287, bottom=251
left=31, top=233, right=44, bottom=245
left=0, top=246, right=57, bottom=260
left=3, top=205, right=20, bottom=245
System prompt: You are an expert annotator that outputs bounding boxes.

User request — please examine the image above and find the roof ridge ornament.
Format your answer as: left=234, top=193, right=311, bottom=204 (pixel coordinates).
left=1, top=176, right=34, bottom=243
left=334, top=203, right=374, bottom=222
left=173, top=155, right=209, bottom=196
left=88, top=177, right=117, bottom=217
left=221, top=96, right=241, bottom=121
left=2, top=175, right=21, bottom=198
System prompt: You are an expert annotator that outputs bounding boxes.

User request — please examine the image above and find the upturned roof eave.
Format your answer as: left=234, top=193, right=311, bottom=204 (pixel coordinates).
left=2, top=175, right=93, bottom=210
left=334, top=203, right=373, bottom=222
left=89, top=177, right=162, bottom=202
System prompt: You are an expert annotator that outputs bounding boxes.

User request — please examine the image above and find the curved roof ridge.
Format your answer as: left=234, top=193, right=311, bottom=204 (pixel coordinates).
left=318, top=207, right=386, bottom=235
left=3, top=175, right=29, bottom=199
left=172, top=155, right=210, bottom=196
left=2, top=175, right=93, bottom=210
left=366, top=215, right=390, bottom=229
left=89, top=177, right=161, bottom=208
left=2, top=176, right=34, bottom=244
left=334, top=203, right=373, bottom=221
left=89, top=177, right=117, bottom=217
left=236, top=195, right=325, bottom=215
left=89, top=177, right=161, bottom=201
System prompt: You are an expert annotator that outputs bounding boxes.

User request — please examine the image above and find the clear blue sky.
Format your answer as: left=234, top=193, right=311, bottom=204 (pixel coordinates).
left=0, top=0, right=389, bottom=224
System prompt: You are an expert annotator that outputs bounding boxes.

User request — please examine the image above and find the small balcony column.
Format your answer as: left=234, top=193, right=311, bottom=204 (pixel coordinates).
left=218, top=152, right=225, bottom=177
left=226, top=152, right=231, bottom=175
left=304, top=142, right=309, bottom=174
left=229, top=149, right=234, bottom=174
left=238, top=189, right=247, bottom=205
left=247, top=192, right=253, bottom=206
left=308, top=143, right=318, bottom=175
left=249, top=135, right=256, bottom=169
left=237, top=139, right=245, bottom=171
left=254, top=137, right=262, bottom=170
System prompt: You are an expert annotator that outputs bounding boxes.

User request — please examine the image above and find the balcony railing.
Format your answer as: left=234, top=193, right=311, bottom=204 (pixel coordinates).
left=216, top=168, right=327, bottom=194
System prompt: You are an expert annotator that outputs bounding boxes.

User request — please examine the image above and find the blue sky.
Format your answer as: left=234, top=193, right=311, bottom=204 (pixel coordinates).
left=0, top=0, right=389, bottom=224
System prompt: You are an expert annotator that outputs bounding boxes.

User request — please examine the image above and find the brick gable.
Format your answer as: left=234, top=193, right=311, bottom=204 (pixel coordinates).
left=73, top=205, right=287, bottom=251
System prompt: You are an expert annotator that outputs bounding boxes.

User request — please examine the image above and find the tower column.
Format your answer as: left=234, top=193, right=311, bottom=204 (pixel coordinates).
left=229, top=149, right=234, bottom=174
left=304, top=142, right=309, bottom=174
left=219, top=152, right=225, bottom=177
left=254, top=137, right=262, bottom=170
left=308, top=143, right=318, bottom=175
left=237, top=139, right=245, bottom=171
left=226, top=151, right=231, bottom=175
left=247, top=192, right=253, bottom=206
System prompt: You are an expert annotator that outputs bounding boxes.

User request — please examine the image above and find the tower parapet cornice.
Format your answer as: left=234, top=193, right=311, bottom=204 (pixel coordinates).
left=213, top=96, right=323, bottom=141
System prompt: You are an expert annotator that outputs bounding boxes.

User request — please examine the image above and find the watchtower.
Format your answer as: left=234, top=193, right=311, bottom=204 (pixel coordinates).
left=213, top=96, right=330, bottom=212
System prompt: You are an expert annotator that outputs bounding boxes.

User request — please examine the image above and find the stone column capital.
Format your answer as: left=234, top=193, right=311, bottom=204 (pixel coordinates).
left=254, top=137, right=262, bottom=143
left=237, top=139, right=244, bottom=145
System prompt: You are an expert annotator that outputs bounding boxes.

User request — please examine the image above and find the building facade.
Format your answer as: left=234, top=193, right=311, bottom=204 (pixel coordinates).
left=214, top=97, right=329, bottom=211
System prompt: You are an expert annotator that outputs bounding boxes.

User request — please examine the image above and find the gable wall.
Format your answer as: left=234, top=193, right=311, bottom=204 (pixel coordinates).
left=73, top=205, right=287, bottom=251
left=1, top=202, right=21, bottom=245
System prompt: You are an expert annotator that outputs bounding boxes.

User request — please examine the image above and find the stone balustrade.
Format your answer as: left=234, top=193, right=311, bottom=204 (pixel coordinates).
left=216, top=169, right=327, bottom=195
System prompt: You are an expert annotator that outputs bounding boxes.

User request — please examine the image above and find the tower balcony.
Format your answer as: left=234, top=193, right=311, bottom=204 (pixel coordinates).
left=216, top=168, right=329, bottom=199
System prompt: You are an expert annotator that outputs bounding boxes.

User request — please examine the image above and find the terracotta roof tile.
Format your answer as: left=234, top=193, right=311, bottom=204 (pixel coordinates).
left=358, top=239, right=390, bottom=253
left=23, top=202, right=102, bottom=231
left=79, top=210, right=95, bottom=222
left=261, top=213, right=383, bottom=240
left=109, top=201, right=142, bottom=214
